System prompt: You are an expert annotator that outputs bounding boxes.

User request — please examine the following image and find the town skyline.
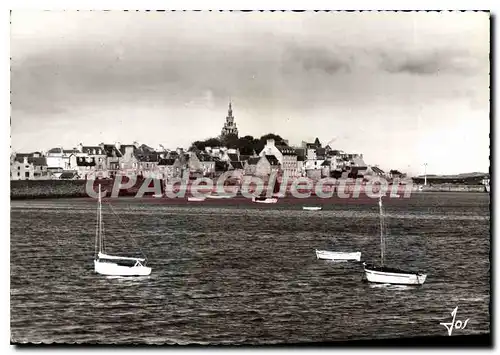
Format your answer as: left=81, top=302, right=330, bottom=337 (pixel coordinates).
left=11, top=11, right=490, bottom=176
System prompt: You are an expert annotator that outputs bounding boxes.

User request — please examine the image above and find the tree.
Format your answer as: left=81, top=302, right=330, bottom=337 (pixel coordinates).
left=222, top=133, right=239, bottom=149
left=237, top=135, right=257, bottom=155
left=205, top=138, right=222, bottom=148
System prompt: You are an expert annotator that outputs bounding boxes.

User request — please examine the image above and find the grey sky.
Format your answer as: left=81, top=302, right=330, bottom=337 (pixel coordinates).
left=11, top=11, right=489, bottom=175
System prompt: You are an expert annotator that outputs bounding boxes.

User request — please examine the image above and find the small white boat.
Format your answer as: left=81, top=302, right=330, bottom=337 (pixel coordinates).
left=188, top=196, right=206, bottom=202
left=363, top=263, right=427, bottom=285
left=315, top=249, right=361, bottom=262
left=273, top=192, right=286, bottom=198
left=303, top=206, right=322, bottom=211
left=94, top=185, right=152, bottom=276
left=363, top=197, right=426, bottom=286
left=252, top=196, right=278, bottom=204
left=152, top=193, right=163, bottom=198
left=206, top=193, right=233, bottom=199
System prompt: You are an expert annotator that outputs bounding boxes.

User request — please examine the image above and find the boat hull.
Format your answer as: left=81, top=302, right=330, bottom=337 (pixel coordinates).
left=363, top=265, right=426, bottom=285
left=206, top=195, right=232, bottom=199
left=315, top=250, right=361, bottom=261
left=94, top=260, right=152, bottom=276
left=188, top=197, right=206, bottom=202
left=252, top=197, right=278, bottom=204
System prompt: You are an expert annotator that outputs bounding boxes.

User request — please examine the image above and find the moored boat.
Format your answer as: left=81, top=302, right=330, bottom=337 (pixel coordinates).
left=206, top=193, right=233, bottom=199
left=252, top=196, right=278, bottom=204
left=315, top=249, right=361, bottom=262
left=187, top=196, right=206, bottom=202
left=94, top=185, right=152, bottom=276
left=363, top=263, right=427, bottom=285
left=303, top=206, right=322, bottom=211
left=363, top=197, right=426, bottom=285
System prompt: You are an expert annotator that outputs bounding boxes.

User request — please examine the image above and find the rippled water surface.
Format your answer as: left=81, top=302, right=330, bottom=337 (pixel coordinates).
left=11, top=193, right=490, bottom=344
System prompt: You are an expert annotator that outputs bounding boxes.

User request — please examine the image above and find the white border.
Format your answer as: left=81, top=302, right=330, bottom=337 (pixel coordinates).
left=3, top=1, right=496, bottom=354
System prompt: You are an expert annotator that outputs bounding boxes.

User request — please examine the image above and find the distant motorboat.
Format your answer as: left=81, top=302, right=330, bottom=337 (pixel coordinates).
left=315, top=249, right=361, bottom=262
left=188, top=196, right=206, bottom=202
left=252, top=196, right=278, bottom=204
left=152, top=193, right=164, bottom=198
left=206, top=193, right=233, bottom=199
left=303, top=206, right=322, bottom=211
left=273, top=192, right=286, bottom=198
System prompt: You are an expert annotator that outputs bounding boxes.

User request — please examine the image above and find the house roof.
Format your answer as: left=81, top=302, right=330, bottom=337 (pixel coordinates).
left=230, top=161, right=244, bottom=169
left=295, top=148, right=306, bottom=157
left=316, top=148, right=326, bottom=158
left=265, top=155, right=280, bottom=166
left=82, top=146, right=105, bottom=155
left=158, top=158, right=176, bottom=166
left=247, top=157, right=260, bottom=165
left=119, top=145, right=136, bottom=156
left=47, top=147, right=63, bottom=154
left=102, top=144, right=122, bottom=158
left=371, top=166, right=385, bottom=175
left=63, top=149, right=79, bottom=154
left=321, top=160, right=330, bottom=166
left=227, top=153, right=239, bottom=161
left=215, top=161, right=228, bottom=171
left=136, top=152, right=160, bottom=162
left=60, top=170, right=78, bottom=179
left=28, top=157, right=47, bottom=166
left=276, top=145, right=296, bottom=155
left=239, top=155, right=251, bottom=162
left=297, top=155, right=305, bottom=162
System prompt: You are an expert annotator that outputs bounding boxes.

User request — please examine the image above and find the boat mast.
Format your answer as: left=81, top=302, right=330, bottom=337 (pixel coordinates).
left=379, top=196, right=385, bottom=267
left=98, top=184, right=102, bottom=255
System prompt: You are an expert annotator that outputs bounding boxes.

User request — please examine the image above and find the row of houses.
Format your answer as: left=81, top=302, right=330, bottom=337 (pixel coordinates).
left=11, top=139, right=396, bottom=181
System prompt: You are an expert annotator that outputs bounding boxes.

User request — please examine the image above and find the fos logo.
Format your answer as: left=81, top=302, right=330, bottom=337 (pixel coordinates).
left=440, top=306, right=470, bottom=336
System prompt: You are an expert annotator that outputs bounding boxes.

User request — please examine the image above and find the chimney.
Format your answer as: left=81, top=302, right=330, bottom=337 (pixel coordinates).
left=23, top=156, right=28, bottom=164
left=133, top=141, right=140, bottom=149
left=266, top=139, right=275, bottom=146
left=115, top=142, right=121, bottom=150
left=78, top=143, right=83, bottom=152
left=99, top=142, right=105, bottom=150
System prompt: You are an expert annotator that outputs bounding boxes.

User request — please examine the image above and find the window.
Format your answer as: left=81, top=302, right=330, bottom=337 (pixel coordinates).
left=25, top=172, right=30, bottom=178
left=18, top=166, right=20, bottom=170
left=17, top=172, right=20, bottom=177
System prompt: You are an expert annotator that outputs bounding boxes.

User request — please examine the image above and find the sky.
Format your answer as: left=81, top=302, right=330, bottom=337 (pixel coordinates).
left=10, top=11, right=490, bottom=175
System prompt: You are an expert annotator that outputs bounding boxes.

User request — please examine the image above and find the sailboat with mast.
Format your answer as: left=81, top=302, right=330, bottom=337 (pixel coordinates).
left=94, top=185, right=152, bottom=276
left=363, top=197, right=426, bottom=285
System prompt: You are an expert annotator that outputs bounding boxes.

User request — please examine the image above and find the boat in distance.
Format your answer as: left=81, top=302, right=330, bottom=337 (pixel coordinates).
left=303, top=206, right=322, bottom=211
left=315, top=249, right=361, bottom=262
left=252, top=196, right=278, bottom=204
left=187, top=196, right=206, bottom=202
left=94, top=184, right=152, bottom=276
left=206, top=193, right=233, bottom=199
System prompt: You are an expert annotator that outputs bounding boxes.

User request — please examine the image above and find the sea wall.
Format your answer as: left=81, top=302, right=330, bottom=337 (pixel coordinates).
left=11, top=178, right=487, bottom=199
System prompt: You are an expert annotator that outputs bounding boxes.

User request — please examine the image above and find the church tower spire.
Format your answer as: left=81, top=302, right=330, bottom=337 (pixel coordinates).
left=221, top=100, right=239, bottom=139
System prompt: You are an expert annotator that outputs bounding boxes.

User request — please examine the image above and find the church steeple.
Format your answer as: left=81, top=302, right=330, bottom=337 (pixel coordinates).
left=221, top=100, right=238, bottom=139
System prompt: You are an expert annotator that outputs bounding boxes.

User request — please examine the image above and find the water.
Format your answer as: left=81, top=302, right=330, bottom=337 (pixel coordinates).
left=10, top=193, right=490, bottom=344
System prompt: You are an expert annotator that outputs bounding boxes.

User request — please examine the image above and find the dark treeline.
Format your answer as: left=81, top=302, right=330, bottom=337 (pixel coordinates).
left=189, top=133, right=290, bottom=155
